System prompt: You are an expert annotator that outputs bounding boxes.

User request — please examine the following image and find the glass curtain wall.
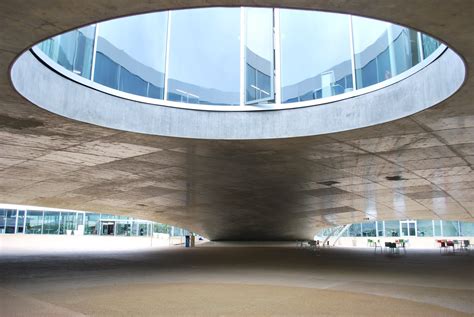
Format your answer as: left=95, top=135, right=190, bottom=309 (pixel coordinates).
left=352, top=16, right=421, bottom=89
left=280, top=10, right=353, bottom=103
left=416, top=220, right=434, bottom=237
left=245, top=7, right=274, bottom=104
left=25, top=211, right=43, bottom=234
left=5, top=209, right=17, bottom=234
left=43, top=212, right=60, bottom=234
left=318, top=219, right=474, bottom=238
left=60, top=212, right=77, bottom=234
left=94, top=12, right=168, bottom=99
left=39, top=26, right=95, bottom=79
left=35, top=8, right=443, bottom=107
left=167, top=8, right=240, bottom=105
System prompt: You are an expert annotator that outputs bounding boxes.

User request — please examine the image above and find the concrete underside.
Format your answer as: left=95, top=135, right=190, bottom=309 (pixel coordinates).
left=0, top=244, right=473, bottom=316
left=0, top=1, right=473, bottom=240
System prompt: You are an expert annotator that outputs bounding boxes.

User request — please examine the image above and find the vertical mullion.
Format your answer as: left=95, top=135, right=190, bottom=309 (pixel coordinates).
left=14, top=209, right=18, bottom=234
left=348, top=15, right=357, bottom=91
left=164, top=11, right=172, bottom=100
left=273, top=8, right=281, bottom=105
left=417, top=31, right=424, bottom=60
left=240, top=7, right=246, bottom=106
left=90, top=24, right=99, bottom=81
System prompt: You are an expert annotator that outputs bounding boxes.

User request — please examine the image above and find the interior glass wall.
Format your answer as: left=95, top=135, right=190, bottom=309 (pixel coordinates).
left=167, top=8, right=240, bottom=105
left=352, top=16, right=421, bottom=89
left=245, top=8, right=274, bottom=104
left=39, top=26, right=95, bottom=79
left=94, top=12, right=168, bottom=99
left=280, top=10, right=353, bottom=103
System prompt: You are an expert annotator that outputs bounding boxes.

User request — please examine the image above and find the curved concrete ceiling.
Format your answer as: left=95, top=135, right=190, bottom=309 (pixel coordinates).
left=0, top=1, right=473, bottom=240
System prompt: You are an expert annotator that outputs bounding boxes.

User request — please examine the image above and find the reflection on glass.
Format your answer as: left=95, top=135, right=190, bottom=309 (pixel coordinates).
left=384, top=220, right=400, bottom=237
left=245, top=8, right=274, bottom=104
left=17, top=210, right=25, bottom=233
left=0, top=209, right=4, bottom=233
left=416, top=220, right=433, bottom=237
left=460, top=222, right=474, bottom=236
left=280, top=10, right=353, bottom=103
left=352, top=16, right=421, bottom=89
left=39, top=26, right=95, bottom=79
left=117, top=222, right=132, bottom=236
left=5, top=210, right=17, bottom=234
left=433, top=220, right=442, bottom=236
left=60, top=212, right=77, bottom=234
left=361, top=221, right=376, bottom=236
left=167, top=8, right=240, bottom=105
left=442, top=220, right=460, bottom=236
left=94, top=12, right=168, bottom=99
left=43, top=211, right=60, bottom=234
left=421, top=34, right=440, bottom=58
left=25, top=211, right=43, bottom=234
left=85, top=213, right=99, bottom=235
left=34, top=8, right=443, bottom=107
left=376, top=221, right=384, bottom=236
left=349, top=223, right=362, bottom=237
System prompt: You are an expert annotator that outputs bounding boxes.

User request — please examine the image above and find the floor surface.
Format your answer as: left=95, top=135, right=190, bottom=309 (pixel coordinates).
left=0, top=243, right=473, bottom=316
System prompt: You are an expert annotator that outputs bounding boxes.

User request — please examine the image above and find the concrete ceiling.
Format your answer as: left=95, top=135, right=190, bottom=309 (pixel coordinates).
left=0, top=0, right=473, bottom=240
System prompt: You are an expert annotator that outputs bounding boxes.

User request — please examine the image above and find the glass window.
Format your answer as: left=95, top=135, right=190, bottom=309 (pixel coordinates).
left=43, top=212, right=60, bottom=234
left=433, top=220, right=442, bottom=236
left=116, top=222, right=132, bottom=236
left=421, top=34, right=440, bottom=58
left=94, top=12, right=168, bottom=99
left=4, top=209, right=16, bottom=234
left=60, top=212, right=77, bottom=234
left=25, top=211, right=43, bottom=234
left=442, top=220, right=460, bottom=237
left=416, top=220, right=433, bottom=237
left=280, top=10, right=353, bottom=103
left=153, top=223, right=170, bottom=234
left=384, top=220, right=400, bottom=237
left=361, top=221, right=376, bottom=237
left=167, top=8, right=240, bottom=105
left=38, top=26, right=95, bottom=79
left=17, top=210, right=25, bottom=233
left=85, top=213, right=100, bottom=235
left=376, top=221, right=384, bottom=237
left=0, top=209, right=5, bottom=234
left=245, top=7, right=274, bottom=104
left=460, top=221, right=474, bottom=237
left=352, top=17, right=421, bottom=89
left=348, top=223, right=362, bottom=237
left=138, top=223, right=149, bottom=236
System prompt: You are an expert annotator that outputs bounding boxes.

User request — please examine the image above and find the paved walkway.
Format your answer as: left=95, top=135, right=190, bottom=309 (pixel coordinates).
left=1, top=243, right=473, bottom=316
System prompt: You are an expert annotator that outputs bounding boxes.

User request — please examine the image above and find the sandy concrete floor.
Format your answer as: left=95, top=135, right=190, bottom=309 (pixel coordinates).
left=0, top=243, right=473, bottom=316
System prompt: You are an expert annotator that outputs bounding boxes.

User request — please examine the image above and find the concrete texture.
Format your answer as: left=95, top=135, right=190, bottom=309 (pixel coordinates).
left=0, top=244, right=473, bottom=315
left=11, top=48, right=465, bottom=140
left=0, top=1, right=473, bottom=240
